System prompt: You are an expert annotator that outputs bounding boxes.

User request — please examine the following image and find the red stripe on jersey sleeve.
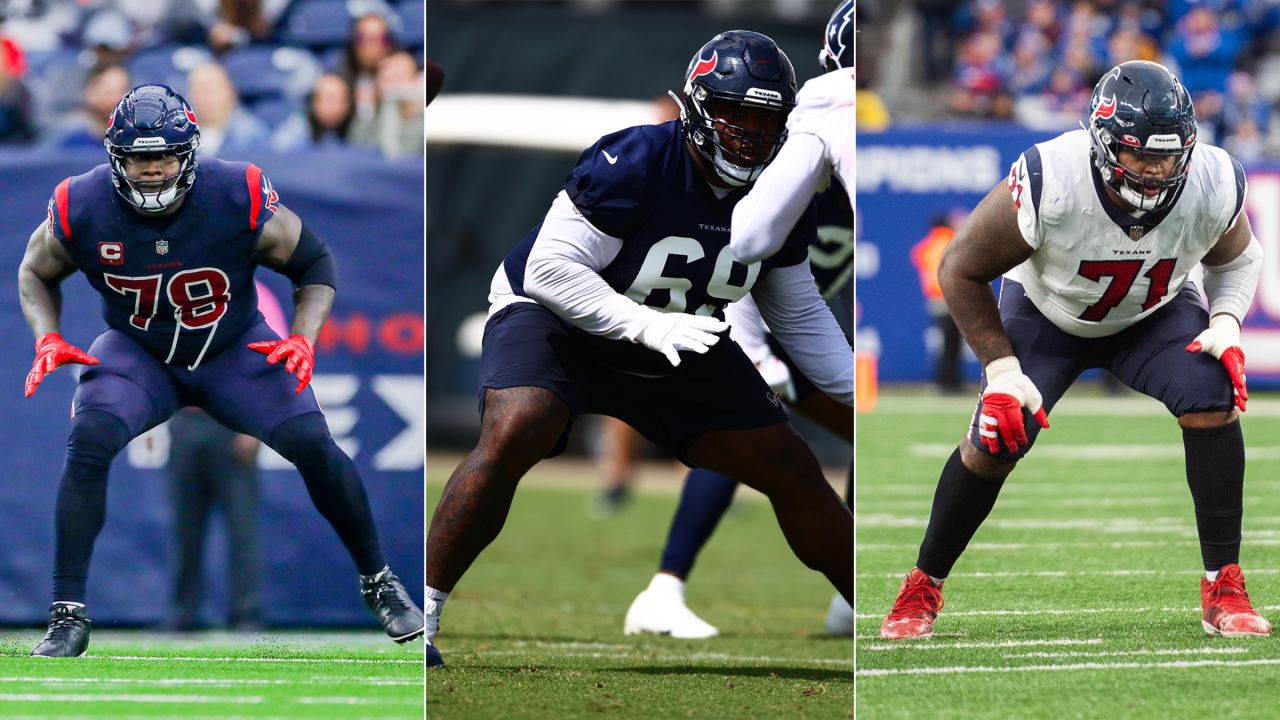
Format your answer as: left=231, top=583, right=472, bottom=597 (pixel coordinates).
left=54, top=178, right=71, bottom=240
left=246, top=163, right=263, bottom=231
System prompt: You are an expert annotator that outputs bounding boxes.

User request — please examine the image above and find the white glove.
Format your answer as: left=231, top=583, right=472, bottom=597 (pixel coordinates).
left=1186, top=314, right=1241, bottom=359
left=637, top=311, right=730, bottom=367
left=756, top=353, right=797, bottom=403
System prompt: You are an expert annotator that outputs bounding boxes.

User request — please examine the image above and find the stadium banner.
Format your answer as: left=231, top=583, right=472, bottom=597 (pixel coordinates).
left=857, top=125, right=1280, bottom=385
left=0, top=149, right=423, bottom=626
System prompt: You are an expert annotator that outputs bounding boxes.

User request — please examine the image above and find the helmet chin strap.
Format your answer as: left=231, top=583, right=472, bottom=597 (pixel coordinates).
left=130, top=185, right=181, bottom=213
left=1117, top=182, right=1164, bottom=212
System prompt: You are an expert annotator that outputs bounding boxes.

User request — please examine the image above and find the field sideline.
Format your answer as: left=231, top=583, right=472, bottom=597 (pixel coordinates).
left=0, top=630, right=423, bottom=718
left=857, top=388, right=1280, bottom=719
left=425, top=453, right=853, bottom=719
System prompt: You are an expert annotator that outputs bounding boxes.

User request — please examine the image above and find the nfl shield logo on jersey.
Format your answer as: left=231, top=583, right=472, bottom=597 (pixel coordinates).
left=156, top=239, right=170, bottom=255
left=1128, top=226, right=1145, bottom=241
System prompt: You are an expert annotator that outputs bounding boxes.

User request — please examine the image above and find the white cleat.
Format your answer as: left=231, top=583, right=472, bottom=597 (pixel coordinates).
left=623, top=573, right=719, bottom=639
left=824, top=593, right=854, bottom=636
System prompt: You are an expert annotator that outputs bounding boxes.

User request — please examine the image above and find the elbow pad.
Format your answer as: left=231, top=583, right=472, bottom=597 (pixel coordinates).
left=1203, top=234, right=1262, bottom=323
left=281, top=223, right=337, bottom=289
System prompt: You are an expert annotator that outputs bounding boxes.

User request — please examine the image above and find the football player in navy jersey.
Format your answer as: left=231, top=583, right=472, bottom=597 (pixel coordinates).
left=625, top=2, right=856, bottom=641
left=17, top=84, right=424, bottom=657
left=424, top=30, right=854, bottom=669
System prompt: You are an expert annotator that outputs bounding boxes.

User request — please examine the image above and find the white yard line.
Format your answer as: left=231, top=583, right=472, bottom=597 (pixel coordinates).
left=861, top=638, right=1102, bottom=651
left=860, top=568, right=1280, bottom=580
left=906, top=443, right=1280, bottom=461
left=0, top=677, right=419, bottom=687
left=857, top=657, right=1280, bottom=677
left=0, top=693, right=265, bottom=704
left=1001, top=647, right=1248, bottom=659
left=857, top=605, right=1280, bottom=620
left=869, top=395, right=1280, bottom=417
left=88, top=655, right=420, bottom=665
left=857, top=538, right=1280, bottom=551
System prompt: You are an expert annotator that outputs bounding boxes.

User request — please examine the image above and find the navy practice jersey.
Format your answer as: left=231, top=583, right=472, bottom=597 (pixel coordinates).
left=500, top=120, right=814, bottom=375
left=47, top=158, right=278, bottom=368
left=811, top=177, right=853, bottom=299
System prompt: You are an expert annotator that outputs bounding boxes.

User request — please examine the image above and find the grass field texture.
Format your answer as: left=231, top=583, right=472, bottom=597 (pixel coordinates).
left=857, top=389, right=1280, bottom=720
left=0, top=630, right=423, bottom=718
left=425, top=455, right=853, bottom=720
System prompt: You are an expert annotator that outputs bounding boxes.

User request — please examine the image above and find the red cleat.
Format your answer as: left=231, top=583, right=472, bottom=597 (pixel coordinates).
left=1201, top=564, right=1271, bottom=637
left=880, top=568, right=944, bottom=640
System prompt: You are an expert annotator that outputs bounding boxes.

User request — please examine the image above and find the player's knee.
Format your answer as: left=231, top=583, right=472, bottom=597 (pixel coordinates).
left=476, top=388, right=567, bottom=464
left=960, top=441, right=1017, bottom=479
left=267, top=412, right=339, bottom=466
left=1178, top=409, right=1237, bottom=430
left=65, top=410, right=133, bottom=476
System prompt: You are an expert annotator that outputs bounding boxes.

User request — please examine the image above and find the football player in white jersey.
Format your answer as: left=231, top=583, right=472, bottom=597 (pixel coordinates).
left=730, top=0, right=854, bottom=265
left=881, top=61, right=1268, bottom=640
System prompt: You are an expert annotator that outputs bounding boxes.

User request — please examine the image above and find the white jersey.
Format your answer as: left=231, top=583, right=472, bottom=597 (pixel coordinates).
left=789, top=68, right=855, bottom=200
left=730, top=68, right=854, bottom=263
left=1006, top=129, right=1244, bottom=338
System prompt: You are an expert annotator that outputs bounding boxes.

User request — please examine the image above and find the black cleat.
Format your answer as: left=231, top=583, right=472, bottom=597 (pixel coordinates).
left=31, top=603, right=91, bottom=658
left=427, top=639, right=444, bottom=668
left=361, top=568, right=425, bottom=643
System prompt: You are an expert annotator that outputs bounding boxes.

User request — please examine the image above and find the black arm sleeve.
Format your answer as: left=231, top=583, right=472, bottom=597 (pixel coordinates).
left=280, top=223, right=337, bottom=289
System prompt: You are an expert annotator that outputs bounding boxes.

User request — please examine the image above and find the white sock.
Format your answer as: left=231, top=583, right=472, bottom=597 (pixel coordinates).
left=647, top=572, right=686, bottom=596
left=928, top=575, right=945, bottom=586
left=1206, top=570, right=1219, bottom=582
left=52, top=601, right=85, bottom=608
left=424, top=585, right=449, bottom=641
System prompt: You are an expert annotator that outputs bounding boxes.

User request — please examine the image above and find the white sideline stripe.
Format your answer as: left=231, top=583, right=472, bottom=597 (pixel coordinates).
left=1002, top=647, right=1249, bottom=659
left=857, top=605, right=1280, bottom=620
left=908, top=443, right=1280, bottom=461
left=861, top=568, right=1280, bottom=580
left=862, top=638, right=1101, bottom=651
left=857, top=657, right=1280, bottom=677
left=858, top=539, right=1280, bottom=551
left=91, top=655, right=420, bottom=665
left=480, top=649, right=853, bottom=667
left=0, top=677, right=419, bottom=687
left=0, top=693, right=264, bottom=704
left=870, top=394, right=1280, bottom=417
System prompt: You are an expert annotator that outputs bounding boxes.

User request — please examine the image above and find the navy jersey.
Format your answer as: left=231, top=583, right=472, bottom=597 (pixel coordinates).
left=48, top=158, right=278, bottom=368
left=500, top=120, right=814, bottom=375
left=811, top=177, right=853, bottom=299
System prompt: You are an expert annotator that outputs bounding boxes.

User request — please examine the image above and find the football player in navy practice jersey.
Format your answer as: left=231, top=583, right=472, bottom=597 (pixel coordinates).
left=17, top=85, right=424, bottom=657
left=625, top=1, right=856, bottom=641
left=423, top=30, right=854, bottom=669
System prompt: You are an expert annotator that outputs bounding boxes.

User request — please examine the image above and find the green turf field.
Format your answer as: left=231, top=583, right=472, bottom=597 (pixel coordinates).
left=425, top=455, right=853, bottom=719
left=857, top=389, right=1280, bottom=719
left=0, top=630, right=423, bottom=718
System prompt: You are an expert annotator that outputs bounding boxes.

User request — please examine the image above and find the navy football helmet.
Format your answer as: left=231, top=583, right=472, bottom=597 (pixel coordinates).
left=105, top=84, right=201, bottom=213
left=820, top=1, right=854, bottom=72
left=1085, top=61, right=1196, bottom=212
left=672, top=30, right=797, bottom=187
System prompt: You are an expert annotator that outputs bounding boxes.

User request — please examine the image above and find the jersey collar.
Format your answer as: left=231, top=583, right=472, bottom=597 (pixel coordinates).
left=1088, top=158, right=1186, bottom=238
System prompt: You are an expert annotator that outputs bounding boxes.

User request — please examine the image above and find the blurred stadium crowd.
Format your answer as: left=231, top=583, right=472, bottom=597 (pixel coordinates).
left=0, top=0, right=424, bottom=157
left=859, top=0, right=1280, bottom=161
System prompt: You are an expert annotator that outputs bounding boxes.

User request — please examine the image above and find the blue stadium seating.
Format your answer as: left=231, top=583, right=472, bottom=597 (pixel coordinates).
left=395, top=2, right=424, bottom=48
left=223, top=45, right=322, bottom=101
left=127, top=45, right=214, bottom=93
left=248, top=96, right=302, bottom=129
left=279, top=1, right=355, bottom=47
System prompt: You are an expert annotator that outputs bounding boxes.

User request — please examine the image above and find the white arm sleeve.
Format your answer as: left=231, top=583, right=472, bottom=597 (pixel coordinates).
left=729, top=133, right=829, bottom=264
left=724, top=294, right=771, bottom=364
left=752, top=261, right=853, bottom=406
left=1202, top=232, right=1263, bottom=324
left=523, top=191, right=659, bottom=341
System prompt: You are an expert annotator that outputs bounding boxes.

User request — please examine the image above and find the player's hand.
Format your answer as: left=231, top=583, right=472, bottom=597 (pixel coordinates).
left=756, top=353, right=797, bottom=403
left=637, top=311, right=730, bottom=367
left=978, top=355, right=1049, bottom=454
left=25, top=332, right=100, bottom=398
left=247, top=334, right=315, bottom=394
left=1186, top=315, right=1247, bottom=411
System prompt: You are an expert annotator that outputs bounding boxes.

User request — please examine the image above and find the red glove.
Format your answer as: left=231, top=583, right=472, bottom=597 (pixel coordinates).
left=977, top=393, right=1049, bottom=455
left=1186, top=315, right=1248, bottom=412
left=977, top=356, right=1050, bottom=455
left=247, top=334, right=315, bottom=394
left=25, top=332, right=100, bottom=398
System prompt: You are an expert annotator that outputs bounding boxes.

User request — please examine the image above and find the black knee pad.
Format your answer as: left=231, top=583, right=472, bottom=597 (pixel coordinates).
left=268, top=412, right=337, bottom=466
left=65, top=410, right=133, bottom=477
